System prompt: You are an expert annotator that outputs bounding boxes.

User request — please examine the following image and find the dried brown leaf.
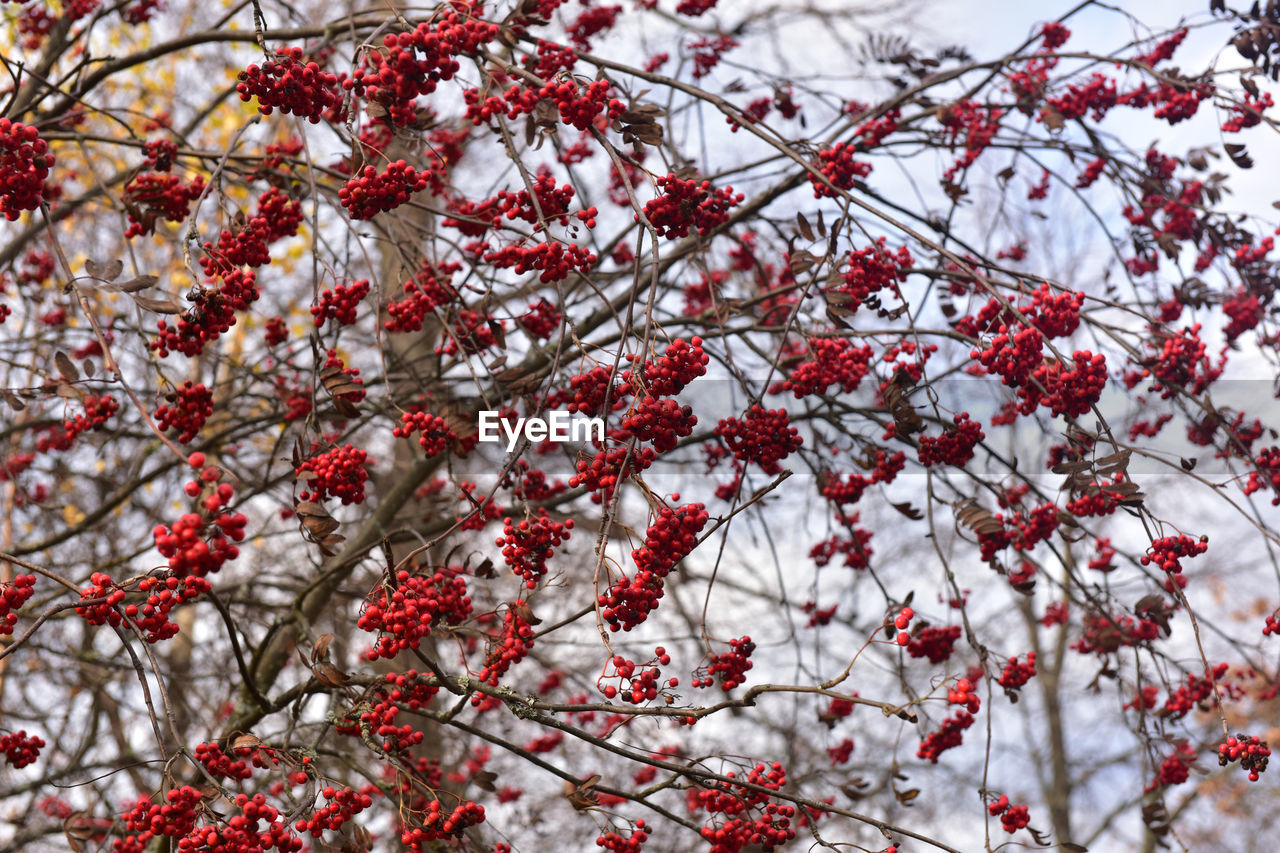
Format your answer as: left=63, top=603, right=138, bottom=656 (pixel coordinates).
left=54, top=351, right=79, bottom=382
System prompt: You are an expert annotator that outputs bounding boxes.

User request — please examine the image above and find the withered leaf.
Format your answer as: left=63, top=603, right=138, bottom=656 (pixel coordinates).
left=563, top=774, right=601, bottom=810
left=84, top=258, right=123, bottom=281
left=796, top=212, right=815, bottom=242
left=232, top=733, right=263, bottom=750
left=99, top=274, right=158, bottom=293
left=509, top=599, right=541, bottom=625
left=1, top=390, right=24, bottom=411
left=894, top=786, right=920, bottom=805
left=891, top=501, right=923, bottom=520
left=312, top=633, right=334, bottom=664
left=1225, top=142, right=1254, bottom=169
left=63, top=812, right=96, bottom=852
left=54, top=351, right=79, bottom=382
left=472, top=770, right=498, bottom=792
left=132, top=294, right=183, bottom=314
left=954, top=498, right=1005, bottom=536
left=315, top=663, right=349, bottom=687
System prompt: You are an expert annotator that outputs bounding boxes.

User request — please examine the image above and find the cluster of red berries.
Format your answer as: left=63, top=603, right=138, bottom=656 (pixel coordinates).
left=193, top=741, right=256, bottom=781
left=311, top=279, right=369, bottom=328
left=1219, top=734, right=1270, bottom=781
left=295, top=787, right=373, bottom=838
left=641, top=175, right=743, bottom=240
left=947, top=676, right=983, bottom=712
left=975, top=502, right=1060, bottom=561
left=157, top=455, right=247, bottom=578
left=1030, top=284, right=1085, bottom=337
left=988, top=795, right=1031, bottom=833
left=520, top=298, right=561, bottom=339
left=810, top=142, right=872, bottom=198
left=599, top=504, right=707, bottom=631
left=917, top=711, right=974, bottom=763
left=1142, top=323, right=1220, bottom=398
left=889, top=605, right=915, bottom=645
left=690, top=763, right=796, bottom=852
left=972, top=324, right=1042, bottom=387
left=143, top=138, right=178, bottom=171
left=497, top=511, right=573, bottom=589
left=601, top=649, right=672, bottom=704
left=0, top=574, right=35, bottom=636
left=116, top=786, right=305, bottom=853
left=632, top=336, right=710, bottom=396
left=474, top=604, right=537, bottom=688
left=151, top=268, right=260, bottom=358
left=358, top=568, right=472, bottom=660
left=529, top=38, right=578, bottom=78
left=484, top=239, right=596, bottom=283
left=122, top=172, right=206, bottom=238
left=567, top=4, right=620, bottom=48
left=237, top=47, right=342, bottom=122
left=393, top=410, right=456, bottom=456
left=1222, top=90, right=1273, bottom=132
left=1064, top=476, right=1129, bottom=518
left=1247, top=447, right=1280, bottom=505
left=0, top=120, right=54, bottom=220
left=779, top=338, right=875, bottom=397
left=572, top=445, right=658, bottom=506
left=836, top=238, right=913, bottom=310
left=116, top=785, right=203, bottom=847
left=0, top=730, right=44, bottom=768
left=810, top=516, right=875, bottom=569
left=339, top=161, right=430, bottom=220
left=550, top=78, right=626, bottom=131
left=1162, top=663, right=1228, bottom=719
left=1044, top=72, right=1118, bottom=122
left=1140, top=534, right=1208, bottom=575
left=1071, top=610, right=1161, bottom=656
left=1223, top=289, right=1264, bottom=341
left=75, top=572, right=127, bottom=628
left=715, top=406, right=802, bottom=474
left=336, top=672, right=437, bottom=753
left=346, top=15, right=498, bottom=125
left=1150, top=742, right=1198, bottom=789
left=937, top=99, right=1005, bottom=182
left=464, top=76, right=623, bottom=131
left=615, top=396, right=697, bottom=454
left=596, top=821, right=649, bottom=853
left=699, top=636, right=755, bottom=690
left=199, top=191, right=301, bottom=274
left=128, top=573, right=212, bottom=643
left=491, top=169, right=579, bottom=228
left=154, top=380, right=214, bottom=443
left=917, top=412, right=984, bottom=467
left=688, top=35, right=739, bottom=78
left=633, top=503, right=708, bottom=577
left=819, top=450, right=906, bottom=507
left=296, top=443, right=372, bottom=505
left=1020, top=350, right=1108, bottom=418
left=906, top=624, right=962, bottom=664
left=997, top=652, right=1037, bottom=691
left=827, top=737, right=855, bottom=765
left=676, top=0, right=717, bottom=14
left=62, top=394, right=119, bottom=442
left=399, top=800, right=486, bottom=849
left=384, top=260, right=461, bottom=333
